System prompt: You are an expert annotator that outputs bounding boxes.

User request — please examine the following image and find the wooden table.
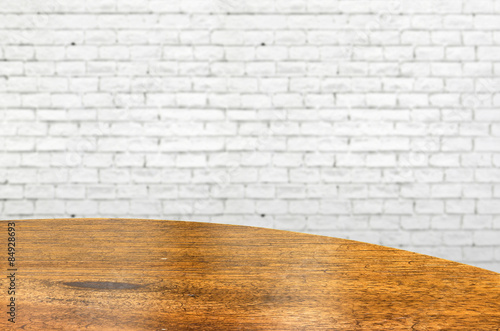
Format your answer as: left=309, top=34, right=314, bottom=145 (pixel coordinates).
left=1, top=218, right=499, bottom=330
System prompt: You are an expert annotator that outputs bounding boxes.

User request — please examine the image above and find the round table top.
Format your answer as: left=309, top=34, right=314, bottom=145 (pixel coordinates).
left=2, top=218, right=499, bottom=330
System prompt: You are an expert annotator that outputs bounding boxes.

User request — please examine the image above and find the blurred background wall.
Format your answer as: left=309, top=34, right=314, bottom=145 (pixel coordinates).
left=0, top=0, right=499, bottom=272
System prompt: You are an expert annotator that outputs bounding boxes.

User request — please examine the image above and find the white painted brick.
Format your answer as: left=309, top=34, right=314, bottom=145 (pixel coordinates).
left=473, top=231, right=500, bottom=246
left=0, top=93, right=21, bottom=107
left=431, top=184, right=462, bottom=198
left=259, top=168, right=288, bottom=183
left=276, top=185, right=306, bottom=199
left=338, top=184, right=366, bottom=199
left=493, top=216, right=500, bottom=230
left=97, top=138, right=128, bottom=152
left=8, top=169, right=37, bottom=183
left=370, top=216, right=399, bottom=230
left=4, top=201, right=34, bottom=214
left=68, top=168, right=98, bottom=183
left=307, top=184, right=338, bottom=198
left=352, top=200, right=383, bottom=214
left=478, top=200, right=500, bottom=214
left=463, top=215, right=492, bottom=229
left=463, top=184, right=492, bottom=198
left=115, top=154, right=144, bottom=167
left=86, top=185, right=115, bottom=199
left=244, top=185, right=274, bottom=199
left=35, top=200, right=65, bottom=214
left=444, top=231, right=473, bottom=246
left=431, top=215, right=461, bottom=229
left=431, top=32, right=461, bottom=45
left=384, top=200, right=413, bottom=214
left=319, top=200, right=350, bottom=214
left=0, top=154, right=20, bottom=167
left=176, top=154, right=206, bottom=168
left=476, top=138, right=500, bottom=151
left=415, top=200, right=444, bottom=214
left=274, top=215, right=306, bottom=230
left=351, top=169, right=381, bottom=183
left=225, top=199, right=254, bottom=214
left=130, top=169, right=161, bottom=183
left=55, top=185, right=85, bottom=200
left=445, top=169, right=474, bottom=182
left=322, top=169, right=351, bottom=183
left=21, top=152, right=50, bottom=167
left=49, top=123, right=79, bottom=136
left=99, top=201, right=130, bottom=214
left=369, top=185, right=399, bottom=198
left=290, top=168, right=319, bottom=183
left=401, top=216, right=430, bottom=230
left=178, top=185, right=209, bottom=199
left=38, top=168, right=68, bottom=183
left=381, top=231, right=411, bottom=246
left=289, top=200, right=318, bottom=214
left=476, top=169, right=500, bottom=182
left=272, top=153, right=302, bottom=167
left=145, top=154, right=174, bottom=167
left=0, top=185, right=23, bottom=199
left=129, top=200, right=160, bottom=215
left=474, top=15, right=500, bottom=29
left=256, top=200, right=287, bottom=214
left=25, top=185, right=54, bottom=199
left=64, top=200, right=96, bottom=215
left=464, top=247, right=494, bottom=262
left=446, top=200, right=476, bottom=214
left=415, top=46, right=444, bottom=60
left=366, top=154, right=397, bottom=167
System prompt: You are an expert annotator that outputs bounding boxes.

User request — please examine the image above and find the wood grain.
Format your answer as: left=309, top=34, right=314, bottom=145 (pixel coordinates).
left=1, top=218, right=499, bottom=330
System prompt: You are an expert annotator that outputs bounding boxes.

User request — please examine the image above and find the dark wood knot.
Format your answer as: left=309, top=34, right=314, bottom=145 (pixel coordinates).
left=63, top=281, right=142, bottom=290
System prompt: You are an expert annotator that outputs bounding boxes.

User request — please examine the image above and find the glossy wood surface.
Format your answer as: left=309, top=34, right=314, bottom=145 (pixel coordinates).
left=1, top=218, right=499, bottom=330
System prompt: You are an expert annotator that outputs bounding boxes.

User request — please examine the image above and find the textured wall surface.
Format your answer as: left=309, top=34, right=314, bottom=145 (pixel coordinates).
left=0, top=0, right=499, bottom=272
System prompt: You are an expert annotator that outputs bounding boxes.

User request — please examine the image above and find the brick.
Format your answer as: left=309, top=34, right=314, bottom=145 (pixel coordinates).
left=431, top=215, right=461, bottom=229
left=55, top=185, right=85, bottom=199
left=256, top=200, right=287, bottom=214
left=446, top=200, right=475, bottom=214
left=65, top=200, right=97, bottom=215
left=4, top=201, right=34, bottom=214
left=130, top=200, right=161, bottom=215
left=415, top=200, right=444, bottom=214
left=463, top=216, right=492, bottom=229
left=473, top=231, right=500, bottom=246
left=0, top=185, right=23, bottom=199
left=259, top=168, right=288, bottom=183
left=176, top=154, right=206, bottom=168
left=68, top=168, right=98, bottom=183
left=474, top=15, right=500, bottom=29
left=384, top=200, right=413, bottom=214
left=225, top=199, right=254, bottom=214
left=401, top=216, right=430, bottom=230
left=443, top=231, right=473, bottom=246
left=290, top=168, right=319, bottom=183
left=370, top=216, right=399, bottom=230
left=478, top=200, right=500, bottom=214
left=319, top=200, right=350, bottom=214
left=289, top=200, right=318, bottom=214
left=25, top=185, right=55, bottom=199
left=35, top=200, right=65, bottom=214
left=463, top=247, right=494, bottom=262
left=99, top=201, right=130, bottom=214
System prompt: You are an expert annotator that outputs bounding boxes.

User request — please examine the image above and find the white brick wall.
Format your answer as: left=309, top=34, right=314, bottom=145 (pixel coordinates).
left=1, top=0, right=500, bottom=272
